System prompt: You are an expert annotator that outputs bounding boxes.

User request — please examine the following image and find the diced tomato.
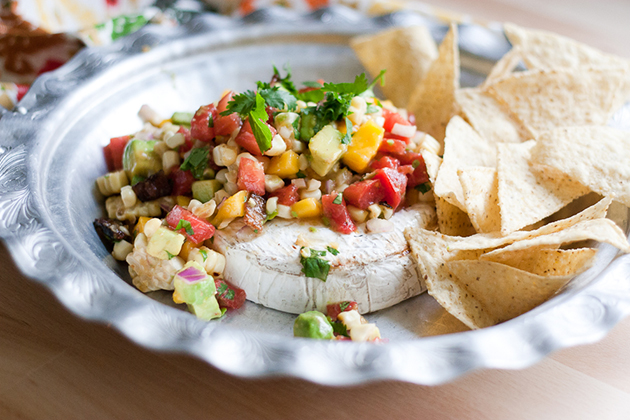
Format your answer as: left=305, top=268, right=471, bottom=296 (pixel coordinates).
left=270, top=184, right=299, bottom=207
left=214, top=91, right=243, bottom=137
left=393, top=150, right=424, bottom=166
left=103, top=135, right=130, bottom=172
left=322, top=192, right=357, bottom=234
left=237, top=157, right=265, bottom=196
left=166, top=205, right=215, bottom=244
left=176, top=126, right=194, bottom=154
left=342, top=179, right=384, bottom=210
left=103, top=145, right=114, bottom=172
left=383, top=108, right=412, bottom=132
left=16, top=84, right=29, bottom=101
left=327, top=301, right=359, bottom=321
left=398, top=165, right=414, bottom=176
left=169, top=168, right=196, bottom=196
left=370, top=155, right=399, bottom=170
left=378, top=137, right=407, bottom=154
left=214, top=278, right=246, bottom=309
left=373, top=167, right=407, bottom=209
left=406, top=157, right=429, bottom=188
left=191, top=104, right=218, bottom=142
left=235, top=120, right=261, bottom=156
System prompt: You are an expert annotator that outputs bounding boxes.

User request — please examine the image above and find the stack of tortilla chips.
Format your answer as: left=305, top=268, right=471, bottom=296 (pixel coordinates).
left=352, top=23, right=630, bottom=329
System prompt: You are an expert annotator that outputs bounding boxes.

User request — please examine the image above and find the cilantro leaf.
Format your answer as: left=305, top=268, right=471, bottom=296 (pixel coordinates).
left=367, top=69, right=386, bottom=90
left=331, top=321, right=349, bottom=337
left=326, top=246, right=339, bottom=256
left=322, top=73, right=369, bottom=95
left=260, top=88, right=297, bottom=111
left=200, top=249, right=208, bottom=262
left=296, top=88, right=325, bottom=103
left=217, top=282, right=228, bottom=295
left=273, top=64, right=298, bottom=95
left=175, top=219, right=194, bottom=236
left=415, top=182, right=432, bottom=194
left=249, top=92, right=274, bottom=153
left=296, top=170, right=306, bottom=178
left=303, top=80, right=323, bottom=88
left=221, top=90, right=257, bottom=116
left=300, top=249, right=331, bottom=281
left=180, top=147, right=209, bottom=179
left=341, top=117, right=353, bottom=145
left=366, top=104, right=381, bottom=114
left=225, top=289, right=235, bottom=300
left=165, top=250, right=175, bottom=260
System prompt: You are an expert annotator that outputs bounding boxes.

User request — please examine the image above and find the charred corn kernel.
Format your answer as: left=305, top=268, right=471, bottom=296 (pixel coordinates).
left=342, top=120, right=384, bottom=173
left=177, top=195, right=192, bottom=208
left=291, top=198, right=323, bottom=218
left=367, top=204, right=381, bottom=220
left=212, top=190, right=248, bottom=226
left=347, top=205, right=368, bottom=223
left=179, top=239, right=200, bottom=261
left=120, top=185, right=137, bottom=208
left=112, top=240, right=133, bottom=261
left=133, top=216, right=151, bottom=236
left=380, top=204, right=394, bottom=220
left=165, top=132, right=185, bottom=149
left=266, top=150, right=299, bottom=178
left=96, top=170, right=129, bottom=196
left=153, top=141, right=169, bottom=157
left=188, top=246, right=226, bottom=277
left=144, top=218, right=162, bottom=238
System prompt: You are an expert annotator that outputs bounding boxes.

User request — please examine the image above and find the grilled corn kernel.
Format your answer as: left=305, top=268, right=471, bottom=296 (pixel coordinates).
left=120, top=185, right=137, bottom=208
left=347, top=205, right=368, bottom=223
left=213, top=144, right=238, bottom=167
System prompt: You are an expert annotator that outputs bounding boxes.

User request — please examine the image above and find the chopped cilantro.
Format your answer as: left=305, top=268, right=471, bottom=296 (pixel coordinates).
left=248, top=92, right=274, bottom=153
left=365, top=104, right=381, bottom=114
left=259, top=88, right=297, bottom=111
left=332, top=193, right=343, bottom=205
left=300, top=247, right=330, bottom=281
left=208, top=114, right=214, bottom=128
left=415, top=182, right=432, bottom=194
left=339, top=301, right=350, bottom=311
left=296, top=170, right=306, bottom=178
left=326, top=246, right=339, bottom=256
left=180, top=147, right=209, bottom=179
left=175, top=219, right=194, bottom=236
left=341, top=117, right=353, bottom=145
left=165, top=250, right=175, bottom=260
left=296, top=88, right=325, bottom=103
left=309, top=227, right=317, bottom=233
left=412, top=159, right=420, bottom=169
left=322, top=216, right=331, bottom=227
left=217, top=282, right=228, bottom=295
left=291, top=211, right=298, bottom=218
left=225, top=289, right=235, bottom=300
left=331, top=321, right=349, bottom=337
left=200, top=249, right=208, bottom=262
left=292, top=118, right=301, bottom=141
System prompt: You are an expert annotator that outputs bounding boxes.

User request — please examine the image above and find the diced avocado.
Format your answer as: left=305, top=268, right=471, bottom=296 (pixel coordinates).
left=173, top=261, right=217, bottom=304
left=171, top=111, right=193, bottom=126
left=293, top=311, right=334, bottom=339
left=308, top=125, right=347, bottom=177
left=146, top=227, right=185, bottom=260
left=202, top=167, right=216, bottom=180
left=299, top=109, right=317, bottom=142
left=192, top=180, right=222, bottom=203
left=122, top=139, right=161, bottom=181
left=188, top=297, right=222, bottom=321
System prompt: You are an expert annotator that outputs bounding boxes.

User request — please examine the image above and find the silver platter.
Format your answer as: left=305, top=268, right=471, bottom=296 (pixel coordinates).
left=1, top=6, right=630, bottom=385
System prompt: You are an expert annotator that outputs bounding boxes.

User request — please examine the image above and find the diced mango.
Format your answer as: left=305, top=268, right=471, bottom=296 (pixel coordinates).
left=309, top=125, right=347, bottom=177
left=176, top=195, right=192, bottom=208
left=267, top=150, right=299, bottom=178
left=179, top=239, right=200, bottom=261
left=133, top=216, right=151, bottom=236
left=292, top=198, right=323, bottom=218
left=212, top=190, right=248, bottom=227
left=342, top=120, right=384, bottom=173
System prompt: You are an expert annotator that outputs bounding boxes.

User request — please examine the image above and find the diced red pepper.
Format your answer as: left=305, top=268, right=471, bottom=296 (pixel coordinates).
left=166, top=205, right=215, bottom=244
left=373, top=167, right=407, bottom=209
left=169, top=168, right=196, bottom=196
left=370, top=155, right=400, bottom=171
left=16, top=84, right=29, bottom=101
left=378, top=137, right=407, bottom=154
left=270, top=184, right=299, bottom=207
left=322, top=192, right=357, bottom=234
left=214, top=278, right=246, bottom=309
left=191, top=104, right=218, bottom=142
left=342, top=179, right=384, bottom=210
left=237, top=157, right=265, bottom=196
left=327, top=301, right=359, bottom=321
left=235, top=119, right=262, bottom=156
left=214, top=91, right=243, bottom=137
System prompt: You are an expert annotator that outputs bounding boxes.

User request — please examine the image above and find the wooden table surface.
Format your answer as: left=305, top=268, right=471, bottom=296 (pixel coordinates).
left=2, top=1, right=630, bottom=419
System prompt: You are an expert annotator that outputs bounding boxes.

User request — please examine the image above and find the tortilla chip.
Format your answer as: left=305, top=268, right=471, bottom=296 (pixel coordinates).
left=434, top=116, right=497, bottom=210
left=435, top=196, right=476, bottom=237
left=407, top=23, right=459, bottom=144
left=486, top=67, right=626, bottom=137
left=482, top=218, right=630, bottom=257
left=444, top=260, right=575, bottom=328
left=458, top=167, right=501, bottom=233
left=482, top=45, right=523, bottom=86
left=480, top=247, right=598, bottom=276
left=456, top=87, right=533, bottom=144
left=530, top=126, right=630, bottom=207
left=421, top=148, right=442, bottom=182
left=497, top=141, right=589, bottom=234
left=350, top=26, right=438, bottom=107
left=504, top=22, right=630, bottom=71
